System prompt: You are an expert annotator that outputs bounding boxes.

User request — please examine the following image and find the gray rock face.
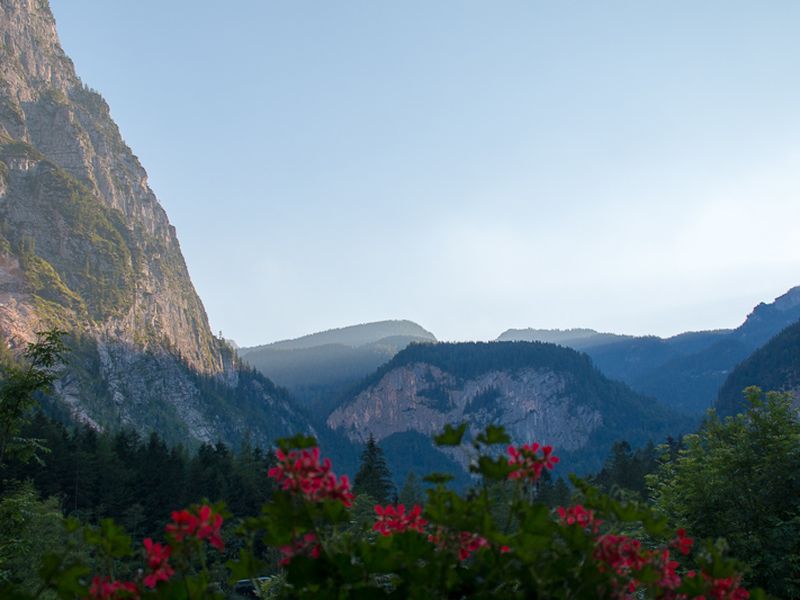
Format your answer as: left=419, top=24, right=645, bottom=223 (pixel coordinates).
left=0, top=0, right=219, bottom=373
left=328, top=363, right=604, bottom=469
left=0, top=0, right=310, bottom=446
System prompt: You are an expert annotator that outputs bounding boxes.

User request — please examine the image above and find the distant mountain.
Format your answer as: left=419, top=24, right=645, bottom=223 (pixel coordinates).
left=715, top=320, right=800, bottom=417
left=497, top=328, right=631, bottom=350
left=625, top=287, right=800, bottom=414
left=240, top=320, right=435, bottom=354
left=239, top=320, right=437, bottom=415
left=501, top=287, right=800, bottom=415
left=327, top=341, right=687, bottom=482
left=0, top=0, right=311, bottom=447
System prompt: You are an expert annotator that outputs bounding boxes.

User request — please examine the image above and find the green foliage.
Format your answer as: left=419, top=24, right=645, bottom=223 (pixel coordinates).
left=0, top=329, right=65, bottom=466
left=592, top=440, right=660, bottom=501
left=0, top=423, right=757, bottom=599
left=2, top=412, right=277, bottom=540
left=0, top=482, right=78, bottom=595
left=649, top=387, right=800, bottom=597
left=432, top=422, right=467, bottom=447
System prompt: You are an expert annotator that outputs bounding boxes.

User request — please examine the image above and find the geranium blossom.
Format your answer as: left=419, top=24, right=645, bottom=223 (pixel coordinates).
left=268, top=447, right=354, bottom=506
left=373, top=503, right=428, bottom=535
left=507, top=443, right=559, bottom=482
left=428, top=528, right=491, bottom=560
left=86, top=576, right=139, bottom=600
left=557, top=504, right=601, bottom=533
left=142, top=538, right=174, bottom=588
left=672, top=528, right=694, bottom=556
left=279, top=532, right=321, bottom=566
left=165, top=504, right=224, bottom=550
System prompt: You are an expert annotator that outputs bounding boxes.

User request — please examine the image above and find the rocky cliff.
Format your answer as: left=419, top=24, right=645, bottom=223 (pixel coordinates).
left=328, top=342, right=686, bottom=477
left=0, top=0, right=310, bottom=446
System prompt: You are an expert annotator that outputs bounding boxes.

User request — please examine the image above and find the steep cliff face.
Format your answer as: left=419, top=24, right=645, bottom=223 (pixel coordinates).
left=329, top=364, right=602, bottom=455
left=0, top=0, right=219, bottom=372
left=0, top=0, right=310, bottom=446
left=328, top=342, right=686, bottom=476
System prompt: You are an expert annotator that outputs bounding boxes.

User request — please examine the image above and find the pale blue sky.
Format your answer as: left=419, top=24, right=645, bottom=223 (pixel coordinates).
left=50, top=1, right=800, bottom=345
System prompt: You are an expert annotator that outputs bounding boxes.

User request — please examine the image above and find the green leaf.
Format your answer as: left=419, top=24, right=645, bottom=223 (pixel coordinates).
left=475, top=425, right=511, bottom=446
left=83, top=518, right=132, bottom=559
left=471, top=455, right=513, bottom=480
left=276, top=434, right=318, bottom=451
left=433, top=423, right=467, bottom=447
left=227, top=548, right=267, bottom=586
left=423, top=472, right=455, bottom=484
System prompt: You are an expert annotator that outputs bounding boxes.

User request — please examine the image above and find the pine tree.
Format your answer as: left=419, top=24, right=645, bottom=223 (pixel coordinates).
left=353, top=434, right=395, bottom=504
left=398, top=471, right=424, bottom=507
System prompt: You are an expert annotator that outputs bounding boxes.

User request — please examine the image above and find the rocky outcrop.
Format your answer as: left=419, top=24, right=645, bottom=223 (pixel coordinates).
left=329, top=364, right=602, bottom=453
left=327, top=342, right=686, bottom=475
left=0, top=0, right=310, bottom=446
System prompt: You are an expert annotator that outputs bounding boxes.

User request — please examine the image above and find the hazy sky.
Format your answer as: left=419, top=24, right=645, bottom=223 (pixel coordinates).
left=49, top=1, right=800, bottom=346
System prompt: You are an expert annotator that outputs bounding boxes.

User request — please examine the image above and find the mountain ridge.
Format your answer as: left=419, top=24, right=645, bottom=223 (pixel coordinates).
left=498, top=287, right=800, bottom=414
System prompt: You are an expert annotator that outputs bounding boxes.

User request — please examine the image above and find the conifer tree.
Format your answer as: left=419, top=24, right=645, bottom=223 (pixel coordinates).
left=398, top=471, right=424, bottom=507
left=353, top=434, right=394, bottom=504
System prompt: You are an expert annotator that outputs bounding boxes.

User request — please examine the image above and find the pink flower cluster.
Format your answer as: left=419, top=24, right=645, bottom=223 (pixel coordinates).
left=166, top=504, right=224, bottom=551
left=84, top=504, right=225, bottom=598
left=565, top=514, right=746, bottom=600
left=373, top=503, right=428, bottom=536
left=427, top=527, right=497, bottom=560
left=142, top=538, right=174, bottom=588
left=268, top=447, right=354, bottom=507
left=507, top=442, right=559, bottom=482
left=87, top=577, right=139, bottom=600
left=279, top=532, right=321, bottom=566
left=557, top=504, right=601, bottom=533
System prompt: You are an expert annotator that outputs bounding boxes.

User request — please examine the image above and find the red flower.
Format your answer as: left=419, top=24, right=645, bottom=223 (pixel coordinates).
left=705, top=574, right=750, bottom=600
left=195, top=505, right=225, bottom=550
left=373, top=504, right=428, bottom=536
left=557, top=504, right=602, bottom=532
left=165, top=505, right=224, bottom=550
left=458, top=531, right=490, bottom=560
left=507, top=443, right=559, bottom=482
left=86, top=576, right=139, bottom=600
left=165, top=509, right=197, bottom=542
left=268, top=447, right=354, bottom=507
left=279, top=532, right=321, bottom=566
left=428, top=527, right=491, bottom=560
left=671, top=527, right=694, bottom=556
left=142, top=538, right=174, bottom=588
left=594, top=533, right=649, bottom=577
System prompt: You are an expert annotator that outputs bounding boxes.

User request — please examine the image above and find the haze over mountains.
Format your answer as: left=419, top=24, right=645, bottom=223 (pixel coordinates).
left=238, top=320, right=436, bottom=413
left=498, top=286, right=800, bottom=415
left=2, top=0, right=799, bottom=487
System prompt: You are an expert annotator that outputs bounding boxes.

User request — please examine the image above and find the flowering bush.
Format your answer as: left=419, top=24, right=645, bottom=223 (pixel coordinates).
left=2, top=425, right=759, bottom=599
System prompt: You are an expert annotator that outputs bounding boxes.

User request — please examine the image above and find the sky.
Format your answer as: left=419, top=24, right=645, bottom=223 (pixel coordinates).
left=49, top=1, right=800, bottom=346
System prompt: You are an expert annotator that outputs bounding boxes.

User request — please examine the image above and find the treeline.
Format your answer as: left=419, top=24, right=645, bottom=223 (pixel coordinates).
left=0, top=412, right=276, bottom=539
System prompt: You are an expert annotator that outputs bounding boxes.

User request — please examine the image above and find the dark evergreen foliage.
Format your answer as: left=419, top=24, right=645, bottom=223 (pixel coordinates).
left=716, top=320, right=800, bottom=416
left=0, top=412, right=276, bottom=538
left=353, top=434, right=395, bottom=504
left=591, top=440, right=659, bottom=500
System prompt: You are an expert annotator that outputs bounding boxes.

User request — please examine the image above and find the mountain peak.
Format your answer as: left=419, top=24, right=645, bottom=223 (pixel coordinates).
left=242, top=319, right=436, bottom=353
